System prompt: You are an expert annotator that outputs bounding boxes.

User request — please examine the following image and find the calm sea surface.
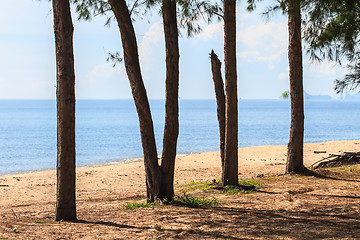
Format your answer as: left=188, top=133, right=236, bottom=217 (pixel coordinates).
left=0, top=99, right=359, bottom=175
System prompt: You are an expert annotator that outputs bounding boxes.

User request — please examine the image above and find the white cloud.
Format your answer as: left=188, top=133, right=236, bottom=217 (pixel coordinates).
left=257, top=48, right=287, bottom=69
left=238, top=21, right=287, bottom=48
left=76, top=62, right=131, bottom=99
left=236, top=20, right=288, bottom=69
left=197, top=21, right=224, bottom=40
left=237, top=51, right=260, bottom=58
left=139, top=22, right=164, bottom=61
left=304, top=59, right=339, bottom=76
left=87, top=63, right=121, bottom=79
left=302, top=59, right=347, bottom=97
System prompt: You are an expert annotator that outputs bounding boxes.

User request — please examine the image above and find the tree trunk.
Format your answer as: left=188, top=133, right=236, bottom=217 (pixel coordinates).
left=110, top=0, right=179, bottom=202
left=53, top=0, right=77, bottom=221
left=110, top=0, right=160, bottom=201
left=210, top=50, right=225, bottom=167
left=286, top=0, right=306, bottom=174
left=159, top=0, right=180, bottom=200
left=223, top=0, right=238, bottom=186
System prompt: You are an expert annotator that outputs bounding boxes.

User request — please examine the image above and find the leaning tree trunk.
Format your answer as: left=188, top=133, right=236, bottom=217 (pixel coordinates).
left=223, top=0, right=238, bottom=186
left=159, top=0, right=180, bottom=201
left=286, top=0, right=306, bottom=174
left=210, top=50, right=225, bottom=167
left=110, top=0, right=179, bottom=202
left=110, top=0, right=160, bottom=201
left=53, top=0, right=77, bottom=221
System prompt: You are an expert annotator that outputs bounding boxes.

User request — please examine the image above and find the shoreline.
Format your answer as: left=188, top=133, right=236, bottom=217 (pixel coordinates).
left=0, top=153, right=195, bottom=177
left=1, top=139, right=359, bottom=178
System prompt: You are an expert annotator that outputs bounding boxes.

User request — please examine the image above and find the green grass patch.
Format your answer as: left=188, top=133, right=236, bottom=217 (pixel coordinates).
left=238, top=179, right=261, bottom=187
left=34, top=219, right=45, bottom=224
left=181, top=179, right=220, bottom=192
left=124, top=195, right=219, bottom=209
left=182, top=178, right=260, bottom=194
left=167, top=195, right=219, bottom=208
left=221, top=185, right=254, bottom=194
left=124, top=201, right=160, bottom=209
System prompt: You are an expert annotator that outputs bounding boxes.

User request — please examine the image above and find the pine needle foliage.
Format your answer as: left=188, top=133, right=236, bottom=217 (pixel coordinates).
left=303, top=0, right=360, bottom=93
left=248, top=0, right=360, bottom=94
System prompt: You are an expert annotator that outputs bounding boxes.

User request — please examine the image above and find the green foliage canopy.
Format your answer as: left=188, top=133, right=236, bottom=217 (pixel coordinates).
left=304, top=0, right=360, bottom=93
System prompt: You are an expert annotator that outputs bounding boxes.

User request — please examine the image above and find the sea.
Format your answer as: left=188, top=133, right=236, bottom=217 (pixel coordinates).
left=1, top=99, right=360, bottom=176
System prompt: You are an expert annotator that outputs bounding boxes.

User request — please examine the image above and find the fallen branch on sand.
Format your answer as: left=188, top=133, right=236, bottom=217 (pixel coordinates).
left=311, top=152, right=360, bottom=169
left=11, top=209, right=17, bottom=218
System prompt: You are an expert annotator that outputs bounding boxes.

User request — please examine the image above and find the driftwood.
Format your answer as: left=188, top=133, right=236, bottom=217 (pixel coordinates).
left=311, top=152, right=360, bottom=169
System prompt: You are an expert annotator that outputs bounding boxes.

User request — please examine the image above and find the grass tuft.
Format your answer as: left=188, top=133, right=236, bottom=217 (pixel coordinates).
left=167, top=195, right=219, bottom=208
left=34, top=219, right=45, bottom=224
left=221, top=185, right=254, bottom=194
left=182, top=179, right=220, bottom=192
left=182, top=178, right=260, bottom=194
left=124, top=195, right=219, bottom=209
left=238, top=179, right=261, bottom=188
left=124, top=201, right=160, bottom=209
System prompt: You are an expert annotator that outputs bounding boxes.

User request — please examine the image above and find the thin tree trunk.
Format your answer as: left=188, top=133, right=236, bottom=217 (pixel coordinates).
left=110, top=0, right=179, bottom=202
left=110, top=0, right=161, bottom=201
left=53, top=0, right=76, bottom=221
left=210, top=50, right=225, bottom=167
left=160, top=0, right=180, bottom=200
left=286, top=0, right=306, bottom=174
left=223, top=0, right=238, bottom=186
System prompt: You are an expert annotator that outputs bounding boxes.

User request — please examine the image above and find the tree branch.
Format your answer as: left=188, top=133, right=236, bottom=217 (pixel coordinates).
left=130, top=0, right=140, bottom=16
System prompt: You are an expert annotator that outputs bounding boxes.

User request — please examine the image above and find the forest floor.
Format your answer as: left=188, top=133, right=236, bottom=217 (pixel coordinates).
left=1, top=141, right=360, bottom=239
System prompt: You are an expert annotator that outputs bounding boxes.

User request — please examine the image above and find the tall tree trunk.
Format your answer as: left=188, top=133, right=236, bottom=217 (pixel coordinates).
left=159, top=0, right=180, bottom=200
left=53, top=0, right=77, bottom=221
left=110, top=0, right=160, bottom=201
left=286, top=0, right=306, bottom=174
left=210, top=50, right=225, bottom=167
left=110, top=0, right=179, bottom=202
left=223, top=0, right=238, bottom=186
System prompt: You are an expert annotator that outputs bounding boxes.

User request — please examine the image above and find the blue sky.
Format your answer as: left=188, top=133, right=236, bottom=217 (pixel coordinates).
left=0, top=0, right=347, bottom=99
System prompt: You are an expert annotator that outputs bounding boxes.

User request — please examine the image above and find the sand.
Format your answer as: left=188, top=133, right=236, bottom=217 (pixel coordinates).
left=1, top=140, right=359, bottom=239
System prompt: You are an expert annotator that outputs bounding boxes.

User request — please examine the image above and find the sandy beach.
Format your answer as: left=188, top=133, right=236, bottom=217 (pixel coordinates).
left=1, top=140, right=360, bottom=239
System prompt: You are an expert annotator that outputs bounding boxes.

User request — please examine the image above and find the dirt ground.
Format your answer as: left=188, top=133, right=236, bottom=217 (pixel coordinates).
left=0, top=141, right=360, bottom=239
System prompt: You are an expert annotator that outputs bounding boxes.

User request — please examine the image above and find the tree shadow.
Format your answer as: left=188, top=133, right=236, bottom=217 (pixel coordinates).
left=288, top=167, right=360, bottom=182
left=171, top=206, right=360, bottom=239
left=75, top=219, right=248, bottom=240
left=72, top=200, right=359, bottom=240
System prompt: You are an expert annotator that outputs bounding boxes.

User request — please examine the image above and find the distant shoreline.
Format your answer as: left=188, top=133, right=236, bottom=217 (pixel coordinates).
left=1, top=140, right=359, bottom=178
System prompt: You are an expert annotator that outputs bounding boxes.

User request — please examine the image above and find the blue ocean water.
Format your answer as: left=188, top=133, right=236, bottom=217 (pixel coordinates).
left=0, top=99, right=359, bottom=175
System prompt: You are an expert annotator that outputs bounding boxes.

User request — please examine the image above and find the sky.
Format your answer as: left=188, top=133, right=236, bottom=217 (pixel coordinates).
left=0, top=0, right=348, bottom=99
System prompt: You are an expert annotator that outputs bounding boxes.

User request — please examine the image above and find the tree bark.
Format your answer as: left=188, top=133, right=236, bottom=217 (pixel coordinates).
left=286, top=0, right=306, bottom=174
left=210, top=50, right=225, bottom=167
left=159, top=0, right=180, bottom=200
left=110, top=0, right=179, bottom=202
left=110, top=0, right=160, bottom=201
left=223, top=0, right=238, bottom=186
left=53, top=0, right=77, bottom=221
